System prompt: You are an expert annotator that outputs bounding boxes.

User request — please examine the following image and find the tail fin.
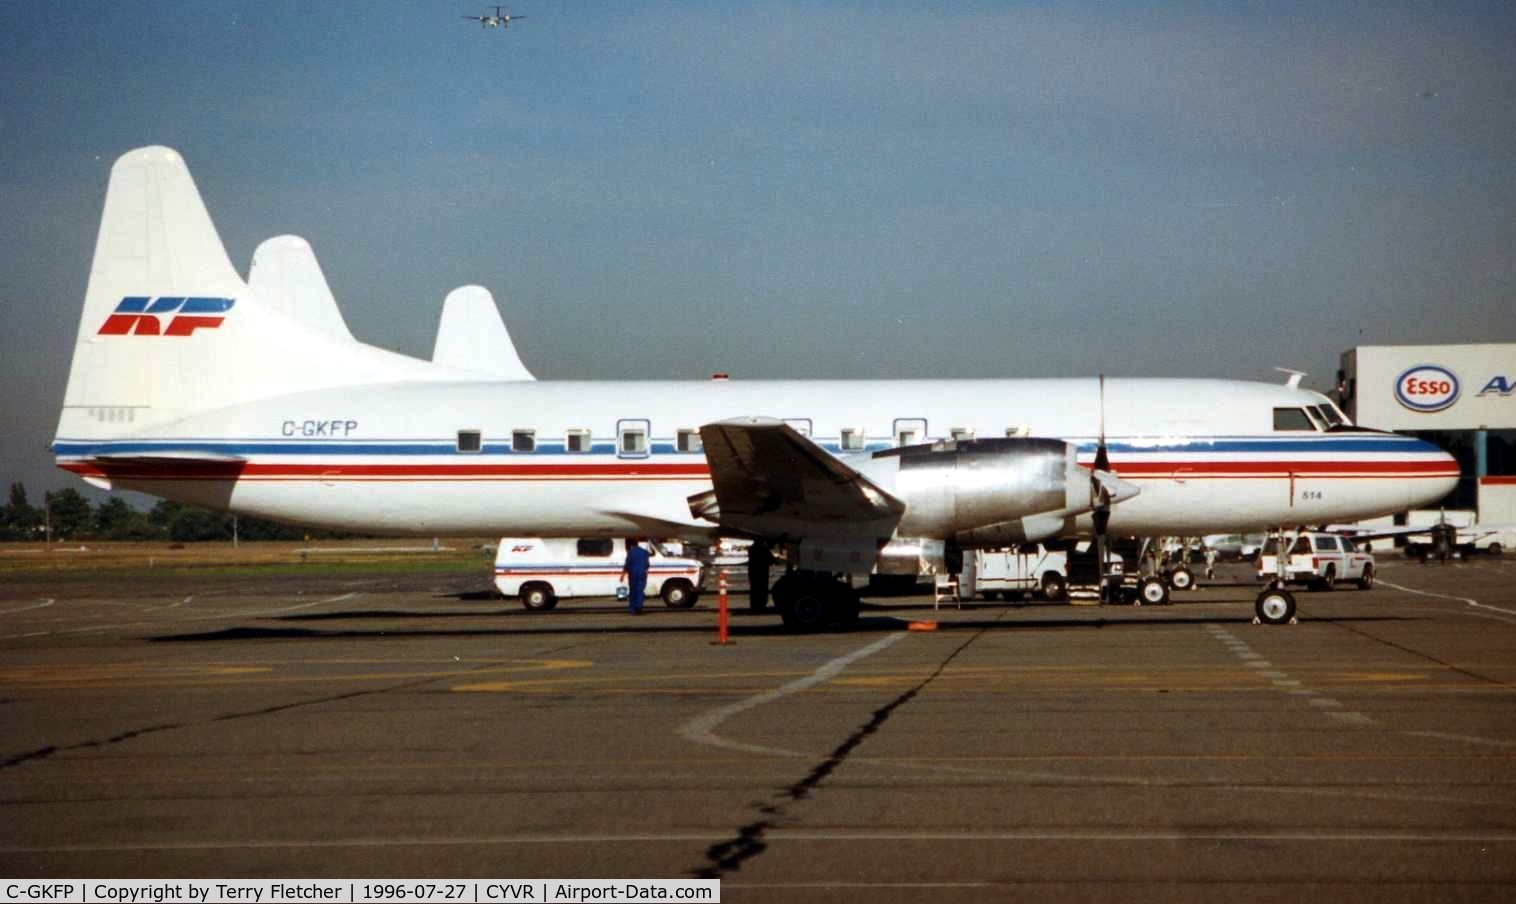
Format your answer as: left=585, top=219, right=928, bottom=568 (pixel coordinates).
left=432, top=285, right=536, bottom=380
left=58, top=146, right=246, bottom=427
left=55, top=146, right=466, bottom=447
left=248, top=235, right=356, bottom=343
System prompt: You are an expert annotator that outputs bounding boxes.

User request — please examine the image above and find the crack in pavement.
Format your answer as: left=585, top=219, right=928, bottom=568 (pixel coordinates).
left=691, top=622, right=994, bottom=880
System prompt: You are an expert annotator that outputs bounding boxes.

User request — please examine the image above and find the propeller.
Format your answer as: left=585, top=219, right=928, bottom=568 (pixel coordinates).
left=1091, top=375, right=1113, bottom=600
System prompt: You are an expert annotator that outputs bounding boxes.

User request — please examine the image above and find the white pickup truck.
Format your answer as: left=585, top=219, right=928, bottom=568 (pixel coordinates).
left=1256, top=533, right=1374, bottom=591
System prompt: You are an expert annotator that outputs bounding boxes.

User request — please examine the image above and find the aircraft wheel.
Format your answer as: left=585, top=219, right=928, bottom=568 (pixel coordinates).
left=1356, top=565, right=1374, bottom=591
left=1255, top=587, right=1296, bottom=625
left=778, top=591, right=828, bottom=632
left=1167, top=566, right=1195, bottom=592
left=520, top=583, right=556, bottom=611
left=776, top=573, right=854, bottom=632
left=661, top=579, right=698, bottom=608
left=1137, top=575, right=1170, bottom=606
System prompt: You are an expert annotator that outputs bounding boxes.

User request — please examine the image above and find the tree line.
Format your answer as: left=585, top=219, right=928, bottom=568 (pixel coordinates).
left=1, top=482, right=364, bottom=542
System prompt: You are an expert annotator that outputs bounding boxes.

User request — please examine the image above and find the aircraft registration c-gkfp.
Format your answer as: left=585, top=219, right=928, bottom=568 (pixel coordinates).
left=53, top=147, right=1459, bottom=628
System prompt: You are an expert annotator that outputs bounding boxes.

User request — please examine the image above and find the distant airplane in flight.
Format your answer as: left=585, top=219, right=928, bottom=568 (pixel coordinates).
left=464, top=6, right=524, bottom=28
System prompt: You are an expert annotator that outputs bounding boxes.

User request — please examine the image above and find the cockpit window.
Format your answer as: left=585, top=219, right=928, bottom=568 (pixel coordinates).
left=1273, top=407, right=1315, bottom=431
left=1320, top=403, right=1348, bottom=427
left=1305, top=406, right=1328, bottom=430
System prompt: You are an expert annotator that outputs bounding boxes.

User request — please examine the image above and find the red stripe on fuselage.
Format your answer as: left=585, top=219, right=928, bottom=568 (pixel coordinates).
left=60, top=458, right=1458, bottom=482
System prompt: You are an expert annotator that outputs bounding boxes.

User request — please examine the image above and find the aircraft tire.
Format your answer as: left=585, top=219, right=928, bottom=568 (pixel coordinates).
left=1167, top=566, right=1195, bottom=591
left=1255, top=587, right=1296, bottom=625
left=1137, top=575, right=1169, bottom=606
left=776, top=573, right=851, bottom=632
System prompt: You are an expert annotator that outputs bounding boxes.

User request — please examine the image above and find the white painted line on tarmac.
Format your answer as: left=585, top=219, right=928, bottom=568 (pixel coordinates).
left=1327, top=711, right=1375, bottom=726
left=11, top=827, right=1516, bottom=854
left=1206, top=625, right=1374, bottom=725
left=679, top=632, right=907, bottom=757
left=1378, top=578, right=1516, bottom=619
left=0, top=598, right=55, bottom=615
left=11, top=591, right=365, bottom=637
left=1402, top=730, right=1516, bottom=748
left=261, top=591, right=361, bottom=615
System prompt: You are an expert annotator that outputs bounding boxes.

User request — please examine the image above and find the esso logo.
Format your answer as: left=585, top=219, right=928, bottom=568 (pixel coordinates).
left=1394, top=365, right=1460, bottom=412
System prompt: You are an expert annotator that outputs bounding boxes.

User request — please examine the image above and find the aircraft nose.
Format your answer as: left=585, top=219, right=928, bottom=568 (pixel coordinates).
left=1405, top=437, right=1460, bottom=510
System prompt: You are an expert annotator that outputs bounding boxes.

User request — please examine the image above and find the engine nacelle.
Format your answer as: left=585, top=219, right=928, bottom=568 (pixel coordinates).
left=855, top=437, right=1115, bottom=547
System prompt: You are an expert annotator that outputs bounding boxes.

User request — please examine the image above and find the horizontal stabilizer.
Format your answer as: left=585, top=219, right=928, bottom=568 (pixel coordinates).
left=93, top=451, right=247, bottom=463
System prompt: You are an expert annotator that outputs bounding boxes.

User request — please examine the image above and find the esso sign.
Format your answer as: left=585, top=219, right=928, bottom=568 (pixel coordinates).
left=1395, top=365, right=1460, bottom=412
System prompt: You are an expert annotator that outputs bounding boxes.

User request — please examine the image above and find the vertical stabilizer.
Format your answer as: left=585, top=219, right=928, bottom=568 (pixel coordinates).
left=248, top=235, right=356, bottom=343
left=55, top=146, right=476, bottom=449
left=432, top=285, right=536, bottom=380
left=60, top=146, right=247, bottom=422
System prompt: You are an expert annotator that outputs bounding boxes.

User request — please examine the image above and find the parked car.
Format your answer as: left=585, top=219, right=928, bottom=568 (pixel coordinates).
left=493, top=538, right=703, bottom=609
left=1257, top=533, right=1374, bottom=591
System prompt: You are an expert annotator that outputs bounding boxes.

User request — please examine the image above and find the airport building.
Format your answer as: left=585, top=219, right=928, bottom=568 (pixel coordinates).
left=1338, top=343, right=1516, bottom=523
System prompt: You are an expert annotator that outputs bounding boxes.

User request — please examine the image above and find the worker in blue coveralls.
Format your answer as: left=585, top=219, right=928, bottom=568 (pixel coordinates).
left=619, top=537, right=651, bottom=615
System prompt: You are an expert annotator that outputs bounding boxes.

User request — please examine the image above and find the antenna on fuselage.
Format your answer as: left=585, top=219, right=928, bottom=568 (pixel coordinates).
left=1274, top=367, right=1307, bottom=389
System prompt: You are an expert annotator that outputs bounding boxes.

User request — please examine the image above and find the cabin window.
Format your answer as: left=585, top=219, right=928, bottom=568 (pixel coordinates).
left=840, top=427, right=864, bottom=451
left=897, top=428, right=919, bottom=446
left=1005, top=425, right=1030, bottom=438
left=620, top=426, right=647, bottom=455
left=512, top=429, right=536, bottom=452
left=676, top=428, right=703, bottom=453
left=951, top=427, right=975, bottom=441
left=1272, top=408, right=1315, bottom=431
left=456, top=430, right=482, bottom=453
left=576, top=538, right=615, bottom=557
left=566, top=429, right=591, bottom=453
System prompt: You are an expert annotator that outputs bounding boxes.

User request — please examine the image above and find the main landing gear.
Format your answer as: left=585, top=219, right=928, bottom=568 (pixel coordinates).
left=771, top=571, right=861, bottom=632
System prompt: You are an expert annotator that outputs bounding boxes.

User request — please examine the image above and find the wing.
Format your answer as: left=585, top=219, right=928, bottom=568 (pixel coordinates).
left=690, top=418, right=903, bottom=542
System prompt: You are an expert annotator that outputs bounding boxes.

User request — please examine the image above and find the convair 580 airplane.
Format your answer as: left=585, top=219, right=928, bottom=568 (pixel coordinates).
left=54, top=147, right=1459, bottom=627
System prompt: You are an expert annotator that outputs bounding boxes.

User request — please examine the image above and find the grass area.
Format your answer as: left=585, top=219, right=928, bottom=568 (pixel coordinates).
left=0, top=539, right=497, bottom=577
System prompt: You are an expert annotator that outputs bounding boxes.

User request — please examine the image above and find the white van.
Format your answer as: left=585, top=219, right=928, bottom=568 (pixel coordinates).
left=493, top=538, right=703, bottom=610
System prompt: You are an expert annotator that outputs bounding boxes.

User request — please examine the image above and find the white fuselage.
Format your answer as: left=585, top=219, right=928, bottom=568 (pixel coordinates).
left=55, top=377, right=1460, bottom=539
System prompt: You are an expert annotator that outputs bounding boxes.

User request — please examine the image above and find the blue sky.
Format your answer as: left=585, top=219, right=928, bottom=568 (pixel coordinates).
left=2, top=1, right=1514, bottom=501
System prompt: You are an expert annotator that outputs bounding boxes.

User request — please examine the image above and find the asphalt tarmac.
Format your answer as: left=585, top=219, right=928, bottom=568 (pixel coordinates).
left=2, top=556, right=1515, bottom=902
